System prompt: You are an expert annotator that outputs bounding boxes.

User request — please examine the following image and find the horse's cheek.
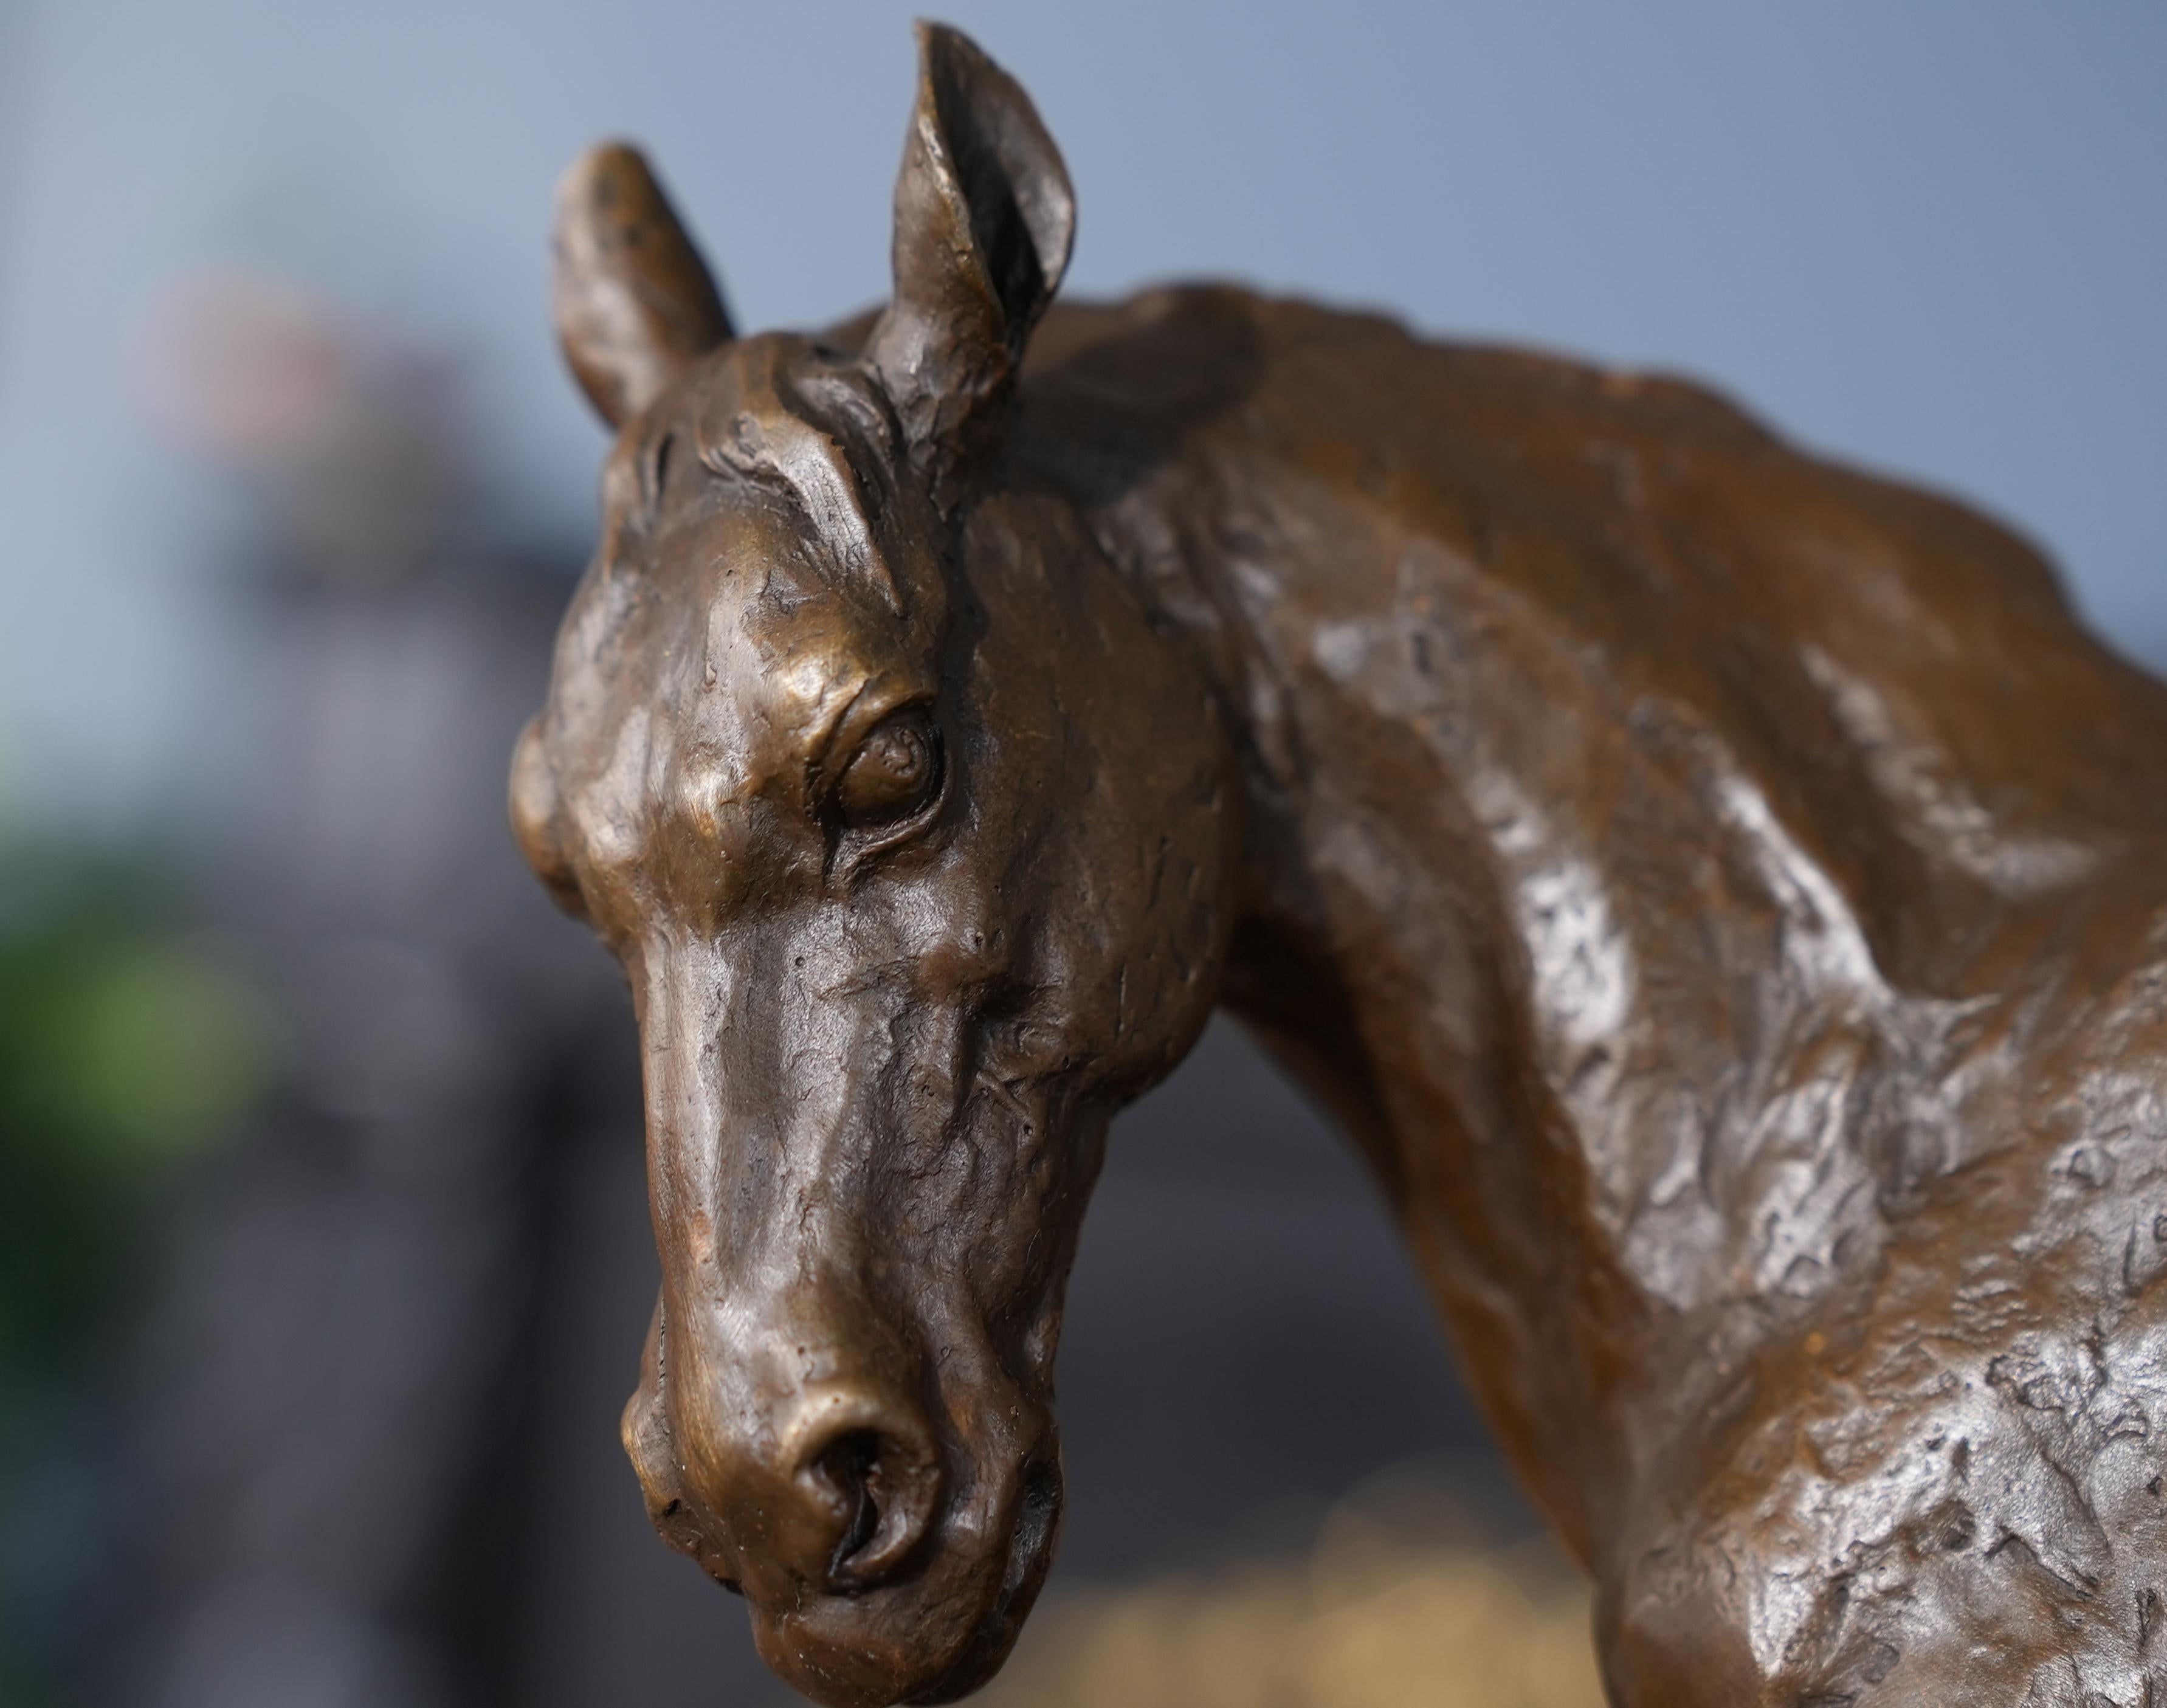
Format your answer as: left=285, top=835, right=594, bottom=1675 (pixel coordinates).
left=1063, top=644, right=1236, bottom=1089
left=959, top=503, right=1236, bottom=1093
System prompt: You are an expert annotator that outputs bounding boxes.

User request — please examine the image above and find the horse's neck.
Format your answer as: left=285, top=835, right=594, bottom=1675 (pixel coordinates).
left=1039, top=295, right=2167, bottom=1549
left=1230, top=552, right=2139, bottom=1549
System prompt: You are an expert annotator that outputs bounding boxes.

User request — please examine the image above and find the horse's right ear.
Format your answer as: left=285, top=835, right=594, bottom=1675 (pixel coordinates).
left=868, top=23, right=1075, bottom=504
left=551, top=143, right=734, bottom=430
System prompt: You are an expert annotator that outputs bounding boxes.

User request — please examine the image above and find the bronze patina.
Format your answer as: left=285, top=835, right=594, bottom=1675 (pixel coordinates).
left=512, top=24, right=2167, bottom=1705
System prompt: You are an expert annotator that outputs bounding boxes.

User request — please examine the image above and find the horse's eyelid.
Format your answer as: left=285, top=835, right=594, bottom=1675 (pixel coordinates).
left=808, top=681, right=881, bottom=783
left=819, top=702, right=939, bottom=799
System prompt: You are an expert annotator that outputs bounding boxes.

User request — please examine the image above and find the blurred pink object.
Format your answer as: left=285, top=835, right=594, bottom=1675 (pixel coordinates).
left=140, top=268, right=359, bottom=462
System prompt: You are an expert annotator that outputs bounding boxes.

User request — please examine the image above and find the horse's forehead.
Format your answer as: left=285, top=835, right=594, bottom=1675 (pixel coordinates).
left=546, top=592, right=878, bottom=897
left=563, top=511, right=894, bottom=788
left=548, top=348, right=945, bottom=867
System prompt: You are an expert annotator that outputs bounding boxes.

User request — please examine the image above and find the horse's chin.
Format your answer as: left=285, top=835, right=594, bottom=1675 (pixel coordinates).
left=903, top=1454, right=1064, bottom=1703
left=749, top=1454, right=1064, bottom=1708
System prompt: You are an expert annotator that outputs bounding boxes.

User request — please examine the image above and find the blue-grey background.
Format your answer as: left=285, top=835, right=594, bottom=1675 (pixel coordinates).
left=1, top=4, right=2161, bottom=1706
left=3, top=1, right=2163, bottom=819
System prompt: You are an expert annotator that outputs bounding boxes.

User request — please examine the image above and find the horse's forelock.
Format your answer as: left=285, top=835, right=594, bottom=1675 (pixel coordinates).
left=683, top=343, right=908, bottom=616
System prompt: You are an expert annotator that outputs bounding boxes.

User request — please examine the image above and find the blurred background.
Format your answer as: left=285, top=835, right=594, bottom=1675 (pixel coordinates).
left=0, top=2, right=2160, bottom=1704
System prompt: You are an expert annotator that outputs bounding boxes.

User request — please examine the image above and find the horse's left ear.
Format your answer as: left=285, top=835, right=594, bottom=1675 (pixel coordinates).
left=868, top=22, right=1075, bottom=503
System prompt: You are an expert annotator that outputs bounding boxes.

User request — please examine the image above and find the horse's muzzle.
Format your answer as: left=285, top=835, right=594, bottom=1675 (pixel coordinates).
left=619, top=1296, right=1062, bottom=1708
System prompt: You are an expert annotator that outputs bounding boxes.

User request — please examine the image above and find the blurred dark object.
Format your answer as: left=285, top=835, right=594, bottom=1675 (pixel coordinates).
left=117, top=551, right=619, bottom=1708
left=108, top=269, right=627, bottom=1708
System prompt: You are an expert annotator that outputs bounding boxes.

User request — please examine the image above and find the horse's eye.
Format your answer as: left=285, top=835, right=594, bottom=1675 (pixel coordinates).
left=835, top=710, right=942, bottom=828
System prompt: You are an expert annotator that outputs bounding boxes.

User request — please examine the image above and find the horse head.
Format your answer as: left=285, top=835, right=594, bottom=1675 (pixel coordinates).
left=511, top=26, right=1238, bottom=1704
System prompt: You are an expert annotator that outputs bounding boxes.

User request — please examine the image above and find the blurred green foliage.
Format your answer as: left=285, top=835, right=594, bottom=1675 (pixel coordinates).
left=0, top=839, right=261, bottom=1372
left=0, top=835, right=265, bottom=1706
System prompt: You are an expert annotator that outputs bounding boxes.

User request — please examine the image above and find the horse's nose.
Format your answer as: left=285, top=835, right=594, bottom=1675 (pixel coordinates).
left=785, top=1391, right=943, bottom=1590
left=674, top=1376, right=943, bottom=1594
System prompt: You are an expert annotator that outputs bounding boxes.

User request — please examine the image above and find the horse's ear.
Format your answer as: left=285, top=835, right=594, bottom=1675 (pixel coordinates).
left=867, top=23, right=1075, bottom=501
left=552, top=143, right=734, bottom=430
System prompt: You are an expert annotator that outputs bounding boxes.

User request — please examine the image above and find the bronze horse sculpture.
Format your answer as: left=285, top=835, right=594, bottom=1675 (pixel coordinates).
left=511, top=25, right=2167, bottom=1704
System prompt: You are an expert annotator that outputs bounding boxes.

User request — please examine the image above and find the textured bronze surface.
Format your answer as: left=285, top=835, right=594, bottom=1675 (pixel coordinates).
left=514, top=24, right=2167, bottom=1705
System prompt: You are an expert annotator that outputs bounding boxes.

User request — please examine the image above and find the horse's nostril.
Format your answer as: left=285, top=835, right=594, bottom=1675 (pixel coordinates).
left=819, top=1429, right=886, bottom=1579
left=803, top=1416, right=940, bottom=1592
